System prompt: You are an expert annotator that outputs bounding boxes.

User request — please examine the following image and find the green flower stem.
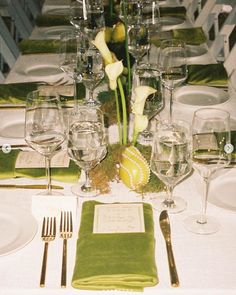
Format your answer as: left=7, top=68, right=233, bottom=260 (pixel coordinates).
left=123, top=0, right=132, bottom=96
left=114, top=88, right=122, bottom=144
left=109, top=0, right=113, bottom=18
left=118, top=77, right=127, bottom=145
left=133, top=131, right=138, bottom=146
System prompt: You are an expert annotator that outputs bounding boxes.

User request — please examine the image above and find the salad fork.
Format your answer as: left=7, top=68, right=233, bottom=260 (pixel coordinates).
left=60, top=211, right=73, bottom=288
left=40, top=217, right=56, bottom=287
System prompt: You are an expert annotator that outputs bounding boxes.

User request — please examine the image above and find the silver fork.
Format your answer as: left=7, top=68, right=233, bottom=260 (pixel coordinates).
left=40, top=217, right=56, bottom=287
left=60, top=211, right=73, bottom=288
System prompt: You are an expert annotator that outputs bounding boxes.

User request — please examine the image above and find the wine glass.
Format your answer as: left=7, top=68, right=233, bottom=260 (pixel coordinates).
left=84, top=0, right=105, bottom=40
left=184, top=108, right=232, bottom=234
left=67, top=105, right=107, bottom=197
left=59, top=30, right=85, bottom=103
left=76, top=41, right=104, bottom=106
left=25, top=90, right=66, bottom=195
left=150, top=119, right=192, bottom=213
left=158, top=39, right=187, bottom=122
left=69, top=0, right=86, bottom=31
left=132, top=63, right=163, bottom=143
left=127, top=22, right=150, bottom=67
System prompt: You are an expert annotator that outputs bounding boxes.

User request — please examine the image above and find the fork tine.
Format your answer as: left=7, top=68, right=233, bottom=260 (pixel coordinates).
left=70, top=212, right=73, bottom=233
left=41, top=217, right=46, bottom=236
left=53, top=217, right=56, bottom=237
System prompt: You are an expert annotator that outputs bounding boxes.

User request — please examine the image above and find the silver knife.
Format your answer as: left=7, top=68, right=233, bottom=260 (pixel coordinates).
left=159, top=210, right=179, bottom=287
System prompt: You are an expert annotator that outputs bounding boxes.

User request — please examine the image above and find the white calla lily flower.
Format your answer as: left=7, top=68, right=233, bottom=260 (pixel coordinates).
left=134, top=114, right=149, bottom=134
left=105, top=61, right=124, bottom=90
left=92, top=30, right=113, bottom=64
left=132, top=86, right=157, bottom=115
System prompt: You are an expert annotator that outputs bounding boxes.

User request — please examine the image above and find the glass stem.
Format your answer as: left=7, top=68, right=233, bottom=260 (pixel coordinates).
left=88, top=89, right=94, bottom=103
left=45, top=156, right=52, bottom=195
left=169, top=88, right=173, bottom=123
left=84, top=170, right=92, bottom=189
left=164, top=185, right=175, bottom=207
left=198, top=177, right=209, bottom=224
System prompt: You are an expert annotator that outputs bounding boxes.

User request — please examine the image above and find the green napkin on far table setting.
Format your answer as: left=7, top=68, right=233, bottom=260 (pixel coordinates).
left=186, top=63, right=228, bottom=87
left=0, top=150, right=80, bottom=182
left=19, top=39, right=62, bottom=55
left=151, top=27, right=207, bottom=47
left=72, top=201, right=158, bottom=291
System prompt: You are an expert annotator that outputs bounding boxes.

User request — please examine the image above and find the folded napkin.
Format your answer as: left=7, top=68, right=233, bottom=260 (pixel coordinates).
left=19, top=39, right=61, bottom=55
left=0, top=150, right=80, bottom=182
left=151, top=27, right=207, bottom=47
left=187, top=64, right=228, bottom=87
left=72, top=201, right=158, bottom=291
left=0, top=83, right=38, bottom=104
left=35, top=14, right=71, bottom=27
left=159, top=6, right=186, bottom=18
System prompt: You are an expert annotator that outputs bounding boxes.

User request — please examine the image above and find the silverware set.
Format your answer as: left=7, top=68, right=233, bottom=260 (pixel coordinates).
left=39, top=211, right=73, bottom=288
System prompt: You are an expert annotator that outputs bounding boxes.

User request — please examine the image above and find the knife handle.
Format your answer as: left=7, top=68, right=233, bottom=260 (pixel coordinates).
left=166, top=241, right=179, bottom=287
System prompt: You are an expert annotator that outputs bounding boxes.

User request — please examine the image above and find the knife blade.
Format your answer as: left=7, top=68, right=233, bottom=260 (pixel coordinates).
left=0, top=184, right=63, bottom=189
left=159, top=210, right=179, bottom=287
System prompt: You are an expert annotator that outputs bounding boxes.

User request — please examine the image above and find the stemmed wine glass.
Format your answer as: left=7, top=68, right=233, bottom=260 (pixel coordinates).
left=184, top=108, right=232, bottom=234
left=59, top=30, right=84, bottom=103
left=150, top=119, right=192, bottom=213
left=158, top=39, right=187, bottom=122
left=67, top=105, right=107, bottom=197
left=69, top=0, right=105, bottom=41
left=76, top=40, right=104, bottom=106
left=132, top=63, right=163, bottom=143
left=25, top=90, right=66, bottom=195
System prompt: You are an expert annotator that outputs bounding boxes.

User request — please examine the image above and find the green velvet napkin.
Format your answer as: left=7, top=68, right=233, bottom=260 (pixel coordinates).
left=0, top=150, right=80, bottom=182
left=0, top=83, right=38, bottom=104
left=187, top=64, right=228, bottom=87
left=159, top=6, right=186, bottom=18
left=72, top=201, right=158, bottom=291
left=35, top=14, right=71, bottom=27
left=19, top=39, right=62, bottom=55
left=151, top=27, right=207, bottom=47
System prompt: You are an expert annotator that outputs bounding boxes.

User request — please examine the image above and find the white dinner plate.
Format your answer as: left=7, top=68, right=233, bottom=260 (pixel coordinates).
left=186, top=45, right=208, bottom=58
left=43, top=26, right=74, bottom=39
left=160, top=16, right=185, bottom=29
left=173, top=86, right=229, bottom=106
left=0, top=205, right=38, bottom=256
left=209, top=171, right=236, bottom=212
left=16, top=64, right=63, bottom=78
left=0, top=109, right=26, bottom=146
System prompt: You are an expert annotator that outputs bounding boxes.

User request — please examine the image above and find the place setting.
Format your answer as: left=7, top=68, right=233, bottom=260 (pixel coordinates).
left=0, top=0, right=236, bottom=294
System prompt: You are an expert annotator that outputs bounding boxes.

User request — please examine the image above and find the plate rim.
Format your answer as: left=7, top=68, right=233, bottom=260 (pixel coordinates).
left=173, top=85, right=229, bottom=107
left=0, top=204, right=38, bottom=256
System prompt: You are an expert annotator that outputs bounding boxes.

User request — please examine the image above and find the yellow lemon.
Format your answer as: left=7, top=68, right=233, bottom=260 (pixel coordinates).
left=105, top=26, right=113, bottom=43
left=111, top=22, right=125, bottom=43
left=119, top=146, right=150, bottom=190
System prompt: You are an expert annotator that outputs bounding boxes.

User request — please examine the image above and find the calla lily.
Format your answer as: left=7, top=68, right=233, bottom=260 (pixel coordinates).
left=132, top=86, right=157, bottom=115
left=134, top=114, right=149, bottom=133
left=105, top=61, right=124, bottom=90
left=92, top=30, right=113, bottom=64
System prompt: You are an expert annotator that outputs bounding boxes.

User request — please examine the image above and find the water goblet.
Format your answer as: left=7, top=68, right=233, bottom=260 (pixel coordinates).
left=158, top=39, right=187, bottom=122
left=24, top=90, right=66, bottom=195
left=150, top=119, right=192, bottom=213
left=184, top=108, right=232, bottom=234
left=77, top=42, right=104, bottom=106
left=67, top=105, right=107, bottom=197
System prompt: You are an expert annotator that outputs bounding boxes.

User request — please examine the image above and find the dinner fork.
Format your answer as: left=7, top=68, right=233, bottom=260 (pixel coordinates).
left=60, top=211, right=73, bottom=288
left=40, top=217, right=56, bottom=287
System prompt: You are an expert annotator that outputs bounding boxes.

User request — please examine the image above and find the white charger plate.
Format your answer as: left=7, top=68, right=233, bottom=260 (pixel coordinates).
left=160, top=16, right=185, bottom=30
left=0, top=205, right=38, bottom=256
left=186, top=45, right=208, bottom=58
left=43, top=26, right=73, bottom=39
left=173, top=86, right=229, bottom=106
left=16, top=64, right=63, bottom=78
left=0, top=109, right=25, bottom=146
left=209, top=169, right=236, bottom=212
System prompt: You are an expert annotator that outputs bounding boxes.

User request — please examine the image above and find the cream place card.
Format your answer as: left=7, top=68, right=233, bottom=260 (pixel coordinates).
left=31, top=195, right=78, bottom=221
left=15, top=150, right=70, bottom=168
left=93, top=203, right=145, bottom=234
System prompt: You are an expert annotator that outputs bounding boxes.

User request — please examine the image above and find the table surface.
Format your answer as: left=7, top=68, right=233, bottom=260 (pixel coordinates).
left=1, top=1, right=236, bottom=294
